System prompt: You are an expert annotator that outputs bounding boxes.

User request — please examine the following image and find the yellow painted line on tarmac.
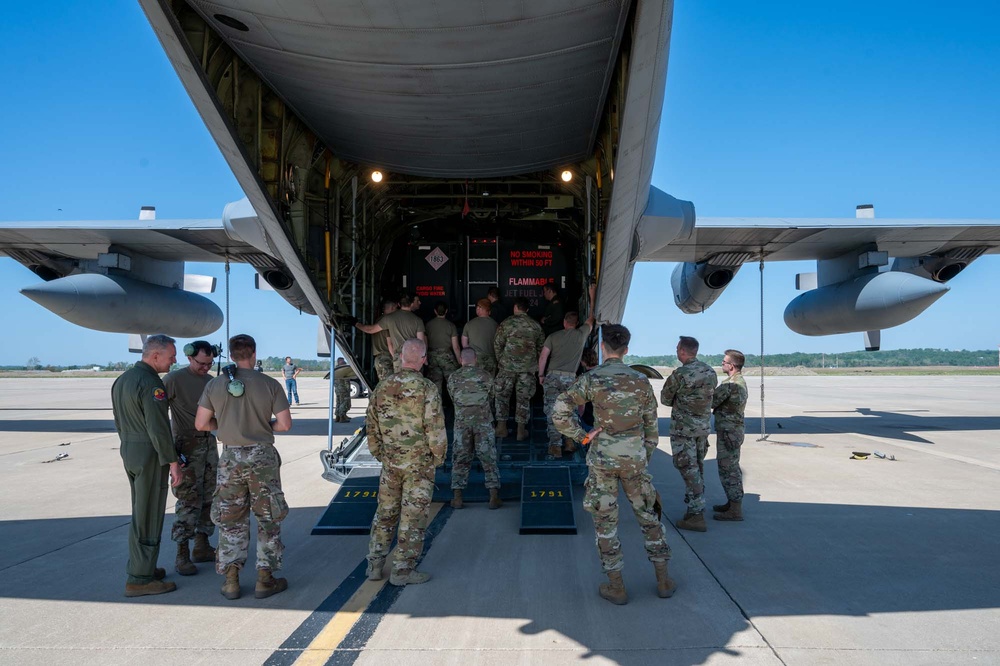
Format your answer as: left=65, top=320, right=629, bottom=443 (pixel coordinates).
left=293, top=502, right=444, bottom=666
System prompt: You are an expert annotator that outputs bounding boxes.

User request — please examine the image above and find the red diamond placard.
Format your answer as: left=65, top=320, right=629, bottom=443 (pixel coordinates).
left=425, top=247, right=449, bottom=271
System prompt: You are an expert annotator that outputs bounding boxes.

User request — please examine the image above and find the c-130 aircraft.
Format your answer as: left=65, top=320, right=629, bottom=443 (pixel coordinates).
left=2, top=2, right=1000, bottom=497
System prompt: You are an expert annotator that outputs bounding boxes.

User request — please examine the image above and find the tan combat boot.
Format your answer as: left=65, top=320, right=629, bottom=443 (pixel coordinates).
left=563, top=436, right=577, bottom=453
left=599, top=571, right=628, bottom=605
left=389, top=568, right=431, bottom=586
left=652, top=561, right=677, bottom=598
left=547, top=444, right=562, bottom=458
left=221, top=564, right=241, bottom=600
left=125, top=578, right=177, bottom=597
left=175, top=541, right=197, bottom=576
left=712, top=501, right=730, bottom=513
left=451, top=489, right=464, bottom=509
left=124, top=578, right=177, bottom=598
left=713, top=501, right=743, bottom=521
left=495, top=421, right=509, bottom=438
left=255, top=568, right=289, bottom=599
left=191, top=533, right=216, bottom=563
left=488, top=488, right=502, bottom=510
left=676, top=511, right=707, bottom=532
left=516, top=423, right=529, bottom=441
left=366, top=558, right=385, bottom=581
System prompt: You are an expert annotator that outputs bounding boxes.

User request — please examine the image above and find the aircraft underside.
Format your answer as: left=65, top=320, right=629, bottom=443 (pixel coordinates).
left=3, top=0, right=1000, bottom=377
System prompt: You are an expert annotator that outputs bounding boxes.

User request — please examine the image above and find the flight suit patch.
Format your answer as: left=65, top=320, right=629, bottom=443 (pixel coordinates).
left=153, top=388, right=166, bottom=401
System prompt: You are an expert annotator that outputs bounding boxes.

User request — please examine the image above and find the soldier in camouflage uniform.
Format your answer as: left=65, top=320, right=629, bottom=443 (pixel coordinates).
left=539, top=284, right=596, bottom=457
left=660, top=335, right=718, bottom=532
left=112, top=334, right=183, bottom=598
left=372, top=299, right=398, bottom=383
left=163, top=340, right=219, bottom=576
left=493, top=297, right=545, bottom=441
left=334, top=357, right=353, bottom=422
left=553, top=324, right=675, bottom=605
left=447, top=349, right=502, bottom=510
left=712, top=349, right=749, bottom=521
left=196, top=334, right=292, bottom=600
left=366, top=338, right=447, bottom=586
left=462, top=298, right=499, bottom=377
left=425, top=302, right=462, bottom=397
left=356, top=294, right=425, bottom=374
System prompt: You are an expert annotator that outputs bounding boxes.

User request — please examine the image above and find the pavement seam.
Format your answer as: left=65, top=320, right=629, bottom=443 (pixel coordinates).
left=263, top=503, right=453, bottom=666
left=667, top=514, right=789, bottom=666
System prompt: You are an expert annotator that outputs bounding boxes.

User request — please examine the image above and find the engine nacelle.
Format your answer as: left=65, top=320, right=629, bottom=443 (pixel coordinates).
left=223, top=198, right=316, bottom=316
left=891, top=246, right=988, bottom=283
left=222, top=198, right=277, bottom=257
left=671, top=260, right=743, bottom=314
left=20, top=274, right=223, bottom=337
left=784, top=271, right=949, bottom=336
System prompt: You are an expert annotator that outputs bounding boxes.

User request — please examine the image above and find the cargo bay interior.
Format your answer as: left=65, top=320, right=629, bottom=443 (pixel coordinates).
left=163, top=3, right=635, bottom=520
left=165, top=2, right=631, bottom=385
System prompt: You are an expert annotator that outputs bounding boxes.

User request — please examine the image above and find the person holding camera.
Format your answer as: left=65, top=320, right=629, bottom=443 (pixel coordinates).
left=195, top=334, right=292, bottom=600
left=163, top=340, right=220, bottom=575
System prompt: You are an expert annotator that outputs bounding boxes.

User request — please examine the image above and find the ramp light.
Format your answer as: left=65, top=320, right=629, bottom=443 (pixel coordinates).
left=560, top=170, right=573, bottom=183
left=370, top=170, right=384, bottom=183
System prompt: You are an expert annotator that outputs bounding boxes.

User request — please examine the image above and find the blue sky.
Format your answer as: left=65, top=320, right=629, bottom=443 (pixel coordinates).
left=2, top=1, right=998, bottom=365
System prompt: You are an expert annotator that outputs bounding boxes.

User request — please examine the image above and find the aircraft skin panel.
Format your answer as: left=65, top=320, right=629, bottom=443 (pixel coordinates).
left=205, top=0, right=600, bottom=29
left=637, top=218, right=1000, bottom=263
left=596, top=0, right=674, bottom=324
left=139, top=0, right=331, bottom=322
left=183, top=0, right=632, bottom=177
left=214, top=4, right=618, bottom=65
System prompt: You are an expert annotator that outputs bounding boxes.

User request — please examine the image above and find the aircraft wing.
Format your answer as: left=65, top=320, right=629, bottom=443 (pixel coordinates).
left=0, top=218, right=263, bottom=263
left=636, top=217, right=1000, bottom=263
left=0, top=208, right=321, bottom=336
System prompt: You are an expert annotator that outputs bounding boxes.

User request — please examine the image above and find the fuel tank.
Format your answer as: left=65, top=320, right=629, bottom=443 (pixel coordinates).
left=20, top=273, right=223, bottom=337
left=784, top=271, right=949, bottom=336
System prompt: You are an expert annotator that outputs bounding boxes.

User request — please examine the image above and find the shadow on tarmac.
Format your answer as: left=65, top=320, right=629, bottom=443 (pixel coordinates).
left=0, top=418, right=364, bottom=436
left=3, top=446, right=1000, bottom=662
left=9, top=409, right=998, bottom=443
left=656, top=412, right=1000, bottom=444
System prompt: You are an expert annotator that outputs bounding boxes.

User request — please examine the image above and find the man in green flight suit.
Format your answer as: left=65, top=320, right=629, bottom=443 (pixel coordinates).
left=111, top=334, right=183, bottom=597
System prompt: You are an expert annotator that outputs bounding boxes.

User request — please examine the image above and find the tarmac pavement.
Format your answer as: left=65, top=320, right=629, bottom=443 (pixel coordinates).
left=1, top=374, right=999, bottom=665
